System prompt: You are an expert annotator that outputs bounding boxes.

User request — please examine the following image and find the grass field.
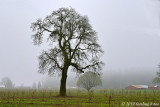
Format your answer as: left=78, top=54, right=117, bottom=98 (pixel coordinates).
left=0, top=89, right=160, bottom=107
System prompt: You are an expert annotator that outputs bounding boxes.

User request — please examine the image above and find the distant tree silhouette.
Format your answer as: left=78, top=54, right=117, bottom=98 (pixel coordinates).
left=41, top=77, right=59, bottom=89
left=31, top=7, right=104, bottom=96
left=153, top=72, right=160, bottom=84
left=32, top=82, right=37, bottom=89
left=77, top=72, right=102, bottom=92
left=1, top=77, right=14, bottom=89
left=38, top=81, right=42, bottom=89
left=153, top=64, right=160, bottom=84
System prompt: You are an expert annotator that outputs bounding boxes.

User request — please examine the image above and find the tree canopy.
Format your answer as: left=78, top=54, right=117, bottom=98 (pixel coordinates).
left=77, top=71, right=102, bottom=92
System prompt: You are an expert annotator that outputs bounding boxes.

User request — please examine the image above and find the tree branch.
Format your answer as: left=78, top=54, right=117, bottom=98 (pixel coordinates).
left=70, top=62, right=100, bottom=73
left=44, top=52, right=62, bottom=70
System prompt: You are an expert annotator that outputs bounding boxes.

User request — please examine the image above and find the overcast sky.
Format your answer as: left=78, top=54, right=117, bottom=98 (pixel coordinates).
left=0, top=0, right=160, bottom=86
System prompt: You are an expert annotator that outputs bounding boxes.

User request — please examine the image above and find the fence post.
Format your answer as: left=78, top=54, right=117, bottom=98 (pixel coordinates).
left=109, top=96, right=111, bottom=107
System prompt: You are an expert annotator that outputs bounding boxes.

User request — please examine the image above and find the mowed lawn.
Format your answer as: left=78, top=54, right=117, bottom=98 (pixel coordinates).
left=0, top=89, right=160, bottom=107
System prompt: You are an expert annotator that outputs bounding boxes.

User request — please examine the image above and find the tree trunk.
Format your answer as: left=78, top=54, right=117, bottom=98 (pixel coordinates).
left=59, top=66, right=68, bottom=96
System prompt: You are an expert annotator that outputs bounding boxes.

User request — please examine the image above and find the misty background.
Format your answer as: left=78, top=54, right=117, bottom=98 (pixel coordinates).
left=0, top=0, right=160, bottom=89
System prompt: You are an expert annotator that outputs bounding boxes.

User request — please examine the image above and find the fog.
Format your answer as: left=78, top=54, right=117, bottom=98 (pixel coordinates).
left=0, top=0, right=160, bottom=88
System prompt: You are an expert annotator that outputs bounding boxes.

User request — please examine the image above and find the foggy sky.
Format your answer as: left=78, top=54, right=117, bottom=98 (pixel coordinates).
left=0, top=0, right=160, bottom=86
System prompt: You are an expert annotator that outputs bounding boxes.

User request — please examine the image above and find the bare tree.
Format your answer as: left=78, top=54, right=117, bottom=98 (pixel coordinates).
left=1, top=77, right=14, bottom=89
left=77, top=72, right=102, bottom=92
left=153, top=64, right=160, bottom=85
left=31, top=7, right=104, bottom=96
left=153, top=72, right=160, bottom=85
left=153, top=77, right=160, bottom=84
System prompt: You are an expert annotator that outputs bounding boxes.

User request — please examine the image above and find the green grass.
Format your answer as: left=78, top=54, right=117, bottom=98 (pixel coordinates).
left=0, top=89, right=160, bottom=107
